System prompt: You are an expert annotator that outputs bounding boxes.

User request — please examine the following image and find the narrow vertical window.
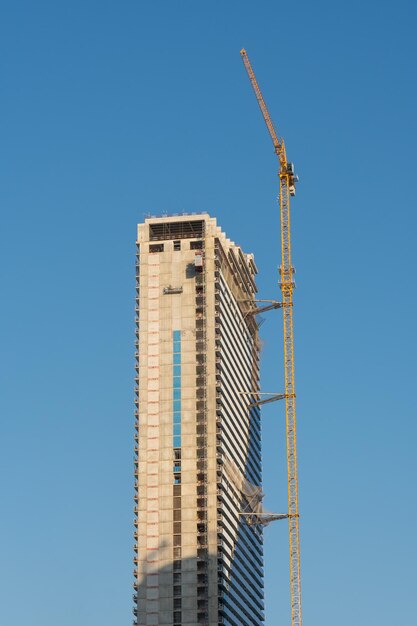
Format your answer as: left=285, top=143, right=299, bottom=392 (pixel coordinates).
left=172, top=330, right=182, bottom=450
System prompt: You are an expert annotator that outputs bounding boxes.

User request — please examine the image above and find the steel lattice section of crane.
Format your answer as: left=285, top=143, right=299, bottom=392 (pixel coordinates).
left=240, top=48, right=303, bottom=626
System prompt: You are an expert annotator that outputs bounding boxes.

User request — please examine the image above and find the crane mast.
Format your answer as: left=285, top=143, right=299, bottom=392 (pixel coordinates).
left=240, top=49, right=302, bottom=626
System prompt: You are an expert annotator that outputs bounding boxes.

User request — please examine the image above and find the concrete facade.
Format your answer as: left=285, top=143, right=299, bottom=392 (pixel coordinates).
left=134, top=214, right=264, bottom=626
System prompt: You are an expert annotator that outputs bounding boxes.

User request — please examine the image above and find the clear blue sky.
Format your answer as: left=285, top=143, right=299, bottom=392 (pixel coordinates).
left=1, top=1, right=416, bottom=624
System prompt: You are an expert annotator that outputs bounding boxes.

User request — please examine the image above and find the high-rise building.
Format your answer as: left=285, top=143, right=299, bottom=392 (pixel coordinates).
left=134, top=214, right=264, bottom=626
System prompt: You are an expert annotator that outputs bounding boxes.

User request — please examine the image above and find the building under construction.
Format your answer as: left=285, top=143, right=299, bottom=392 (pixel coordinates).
left=133, top=48, right=303, bottom=626
left=134, top=214, right=266, bottom=625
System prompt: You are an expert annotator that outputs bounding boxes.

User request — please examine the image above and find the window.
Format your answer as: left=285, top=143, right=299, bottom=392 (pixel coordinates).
left=173, top=599, right=182, bottom=610
left=172, top=330, right=182, bottom=453
left=149, top=243, right=164, bottom=253
left=191, top=240, right=203, bottom=250
left=173, top=241, right=181, bottom=251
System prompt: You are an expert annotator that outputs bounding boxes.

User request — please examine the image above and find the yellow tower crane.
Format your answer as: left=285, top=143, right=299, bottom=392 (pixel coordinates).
left=240, top=48, right=302, bottom=626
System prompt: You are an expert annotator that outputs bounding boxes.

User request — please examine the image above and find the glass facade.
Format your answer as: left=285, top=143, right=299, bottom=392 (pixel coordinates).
left=216, top=271, right=264, bottom=625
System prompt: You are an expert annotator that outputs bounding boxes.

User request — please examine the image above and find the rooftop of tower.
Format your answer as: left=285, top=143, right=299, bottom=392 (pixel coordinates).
left=139, top=212, right=258, bottom=275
